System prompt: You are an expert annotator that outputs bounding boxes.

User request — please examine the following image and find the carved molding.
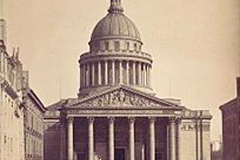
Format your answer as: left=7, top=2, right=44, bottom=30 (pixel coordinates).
left=79, top=89, right=171, bottom=108
left=181, top=124, right=195, bottom=131
left=180, top=123, right=210, bottom=131
left=87, top=117, right=95, bottom=123
left=66, top=109, right=179, bottom=117
left=108, top=117, right=115, bottom=123
left=128, top=117, right=136, bottom=123
left=148, top=117, right=156, bottom=123
left=169, top=117, right=176, bottom=123
left=67, top=117, right=74, bottom=124
left=175, top=117, right=181, bottom=124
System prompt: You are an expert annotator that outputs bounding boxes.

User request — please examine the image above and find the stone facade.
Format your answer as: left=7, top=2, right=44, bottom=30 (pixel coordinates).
left=220, top=77, right=240, bottom=160
left=44, top=0, right=212, bottom=160
left=0, top=19, right=46, bottom=160
left=22, top=88, right=46, bottom=160
left=0, top=38, right=25, bottom=160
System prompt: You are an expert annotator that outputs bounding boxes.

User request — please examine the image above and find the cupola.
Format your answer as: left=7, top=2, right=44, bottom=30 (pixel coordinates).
left=78, top=0, right=153, bottom=97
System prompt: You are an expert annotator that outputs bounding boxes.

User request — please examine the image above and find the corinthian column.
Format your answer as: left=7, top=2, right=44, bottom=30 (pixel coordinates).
left=112, top=60, right=115, bottom=85
left=149, top=117, right=156, bottom=160
left=169, top=117, right=176, bottom=160
left=126, top=61, right=129, bottom=85
left=119, top=60, right=123, bottom=84
left=146, top=64, right=149, bottom=87
left=67, top=117, right=74, bottom=160
left=98, top=62, right=102, bottom=85
left=60, top=117, right=66, bottom=160
left=144, top=63, right=147, bottom=86
left=92, top=63, right=95, bottom=86
left=88, top=117, right=94, bottom=160
left=108, top=117, right=115, bottom=160
left=86, top=64, right=90, bottom=86
left=176, top=118, right=181, bottom=160
left=82, top=64, right=86, bottom=87
left=132, top=62, right=136, bottom=85
left=138, top=62, right=142, bottom=85
left=129, top=117, right=135, bottom=160
left=105, top=61, right=108, bottom=85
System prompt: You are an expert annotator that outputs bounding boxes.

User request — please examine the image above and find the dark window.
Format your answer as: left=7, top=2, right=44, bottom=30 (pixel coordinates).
left=77, top=153, right=86, bottom=160
left=126, top=42, right=130, bottom=50
left=105, top=41, right=109, bottom=50
left=134, top=43, right=137, bottom=51
left=115, top=149, right=125, bottom=160
left=115, top=41, right=120, bottom=51
left=155, top=153, right=162, bottom=160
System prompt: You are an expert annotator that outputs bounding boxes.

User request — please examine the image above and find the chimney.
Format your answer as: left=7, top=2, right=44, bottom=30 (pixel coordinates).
left=0, top=0, right=6, bottom=42
left=0, top=0, right=3, bottom=19
left=0, top=19, right=6, bottom=42
left=237, top=77, right=240, bottom=97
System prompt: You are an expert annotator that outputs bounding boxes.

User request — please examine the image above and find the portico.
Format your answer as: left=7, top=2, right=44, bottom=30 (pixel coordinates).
left=59, top=86, right=182, bottom=160
left=43, top=1, right=212, bottom=160
left=65, top=116, right=180, bottom=160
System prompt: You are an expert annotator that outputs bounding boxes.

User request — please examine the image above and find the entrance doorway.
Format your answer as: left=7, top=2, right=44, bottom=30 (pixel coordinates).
left=77, top=153, right=86, bottom=160
left=115, top=148, right=125, bottom=160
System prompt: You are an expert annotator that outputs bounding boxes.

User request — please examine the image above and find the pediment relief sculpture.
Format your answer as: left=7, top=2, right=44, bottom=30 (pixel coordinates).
left=76, top=89, right=175, bottom=108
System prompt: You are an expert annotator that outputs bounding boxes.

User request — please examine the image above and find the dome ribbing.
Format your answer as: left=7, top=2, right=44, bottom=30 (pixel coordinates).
left=91, top=0, right=141, bottom=41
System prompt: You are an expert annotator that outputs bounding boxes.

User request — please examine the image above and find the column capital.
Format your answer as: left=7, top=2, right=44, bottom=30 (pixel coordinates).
left=169, top=117, right=177, bottom=123
left=195, top=118, right=201, bottom=123
left=175, top=117, right=181, bottom=124
left=128, top=117, right=136, bottom=123
left=67, top=117, right=74, bottom=124
left=108, top=117, right=115, bottom=123
left=87, top=117, right=95, bottom=123
left=148, top=117, right=156, bottom=123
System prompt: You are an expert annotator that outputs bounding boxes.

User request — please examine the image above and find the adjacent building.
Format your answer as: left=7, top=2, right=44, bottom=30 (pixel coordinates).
left=0, top=17, right=46, bottom=160
left=211, top=141, right=222, bottom=160
left=220, top=77, right=240, bottom=160
left=22, top=88, right=46, bottom=160
left=44, top=1, right=212, bottom=160
left=0, top=22, right=25, bottom=160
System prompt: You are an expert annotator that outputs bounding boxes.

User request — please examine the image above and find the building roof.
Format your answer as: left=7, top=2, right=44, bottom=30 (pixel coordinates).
left=67, top=85, right=181, bottom=109
left=219, top=98, right=237, bottom=111
left=91, top=0, right=140, bottom=41
left=28, top=89, right=47, bottom=113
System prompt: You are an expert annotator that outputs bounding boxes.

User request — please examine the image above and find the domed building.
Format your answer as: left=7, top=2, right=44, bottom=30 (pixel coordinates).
left=79, top=0, right=152, bottom=96
left=44, top=1, right=212, bottom=160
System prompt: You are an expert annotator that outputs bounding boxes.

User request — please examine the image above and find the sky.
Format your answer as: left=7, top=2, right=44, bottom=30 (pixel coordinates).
left=2, top=0, right=239, bottom=141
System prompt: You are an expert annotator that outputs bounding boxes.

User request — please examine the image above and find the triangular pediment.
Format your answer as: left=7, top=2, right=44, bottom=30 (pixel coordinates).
left=68, top=86, right=182, bottom=110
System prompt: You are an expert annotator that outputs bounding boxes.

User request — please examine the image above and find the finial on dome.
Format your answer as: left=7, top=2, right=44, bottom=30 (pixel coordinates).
left=108, top=0, right=123, bottom=13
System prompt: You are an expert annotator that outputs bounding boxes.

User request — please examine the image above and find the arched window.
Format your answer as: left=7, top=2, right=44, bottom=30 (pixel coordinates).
left=105, top=41, right=109, bottom=50
left=134, top=43, right=137, bottom=51
left=114, top=41, right=120, bottom=51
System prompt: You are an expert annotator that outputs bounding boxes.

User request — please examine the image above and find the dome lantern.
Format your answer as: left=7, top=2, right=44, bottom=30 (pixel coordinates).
left=108, top=0, right=123, bottom=13
left=78, top=0, right=153, bottom=97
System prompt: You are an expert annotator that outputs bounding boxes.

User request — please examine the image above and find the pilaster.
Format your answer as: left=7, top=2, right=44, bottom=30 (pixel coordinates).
left=149, top=117, right=156, bottom=160
left=108, top=117, right=115, bottom=160
left=88, top=117, right=94, bottom=160
left=67, top=117, right=74, bottom=160
left=129, top=117, right=135, bottom=160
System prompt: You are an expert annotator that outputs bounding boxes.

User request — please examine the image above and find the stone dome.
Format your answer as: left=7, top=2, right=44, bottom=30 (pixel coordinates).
left=78, top=0, right=153, bottom=97
left=91, top=13, right=141, bottom=41
left=90, top=0, right=141, bottom=41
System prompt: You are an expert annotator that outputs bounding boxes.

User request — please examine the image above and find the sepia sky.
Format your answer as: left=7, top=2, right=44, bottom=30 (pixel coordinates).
left=2, top=0, right=239, bottom=141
